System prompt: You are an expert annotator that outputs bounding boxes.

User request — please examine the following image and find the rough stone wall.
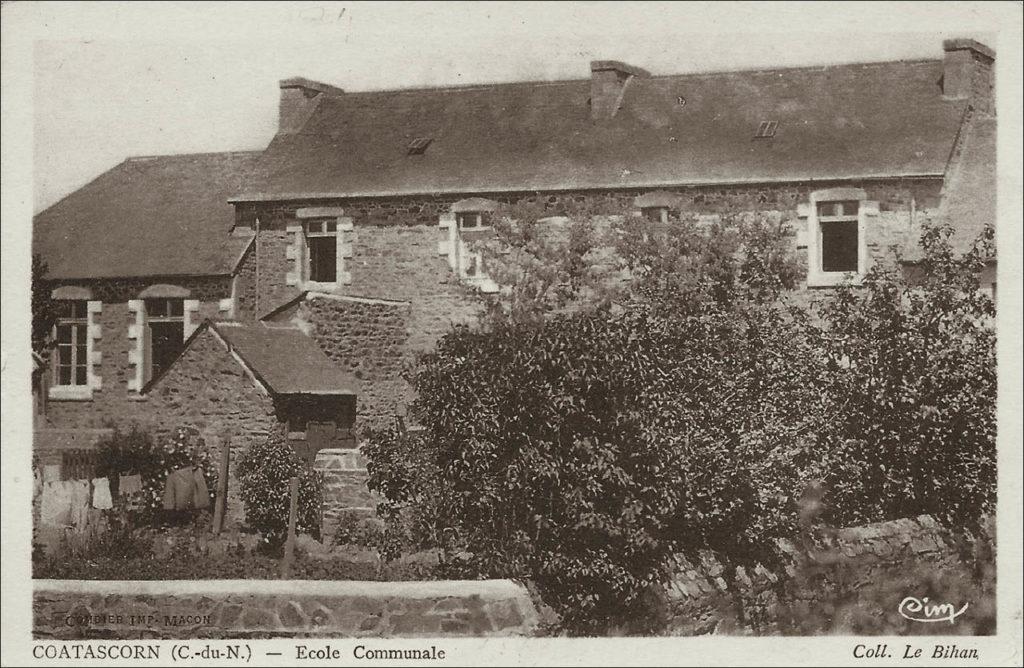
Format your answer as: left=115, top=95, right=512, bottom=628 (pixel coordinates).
left=314, top=448, right=376, bottom=544
left=293, top=296, right=414, bottom=428
left=41, top=295, right=226, bottom=430
left=137, top=327, right=280, bottom=524
left=33, top=579, right=539, bottom=639
left=664, top=515, right=972, bottom=635
left=234, top=178, right=942, bottom=230
left=232, top=241, right=257, bottom=320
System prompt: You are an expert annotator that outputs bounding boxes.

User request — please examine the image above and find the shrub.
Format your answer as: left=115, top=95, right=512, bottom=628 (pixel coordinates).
left=367, top=294, right=829, bottom=634
left=94, top=425, right=218, bottom=523
left=816, top=222, right=996, bottom=529
left=237, top=431, right=323, bottom=550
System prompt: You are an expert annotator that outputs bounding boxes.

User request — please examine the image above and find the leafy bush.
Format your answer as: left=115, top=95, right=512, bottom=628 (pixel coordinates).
left=95, top=425, right=218, bottom=523
left=237, top=431, right=324, bottom=550
left=366, top=212, right=995, bottom=634
left=816, top=222, right=996, bottom=529
left=367, top=293, right=829, bottom=634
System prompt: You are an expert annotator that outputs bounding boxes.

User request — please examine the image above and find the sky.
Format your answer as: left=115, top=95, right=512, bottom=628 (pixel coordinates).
left=8, top=1, right=1016, bottom=211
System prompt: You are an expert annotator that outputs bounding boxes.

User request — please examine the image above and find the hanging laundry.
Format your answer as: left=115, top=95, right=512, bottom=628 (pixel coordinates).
left=162, top=467, right=211, bottom=511
left=119, top=474, right=143, bottom=497
left=70, top=480, right=91, bottom=531
left=39, top=481, right=72, bottom=527
left=92, top=477, right=113, bottom=510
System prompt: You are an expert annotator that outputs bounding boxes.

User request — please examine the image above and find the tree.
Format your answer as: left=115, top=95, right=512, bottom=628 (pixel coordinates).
left=32, top=254, right=58, bottom=355
left=815, top=222, right=996, bottom=529
left=368, top=210, right=824, bottom=633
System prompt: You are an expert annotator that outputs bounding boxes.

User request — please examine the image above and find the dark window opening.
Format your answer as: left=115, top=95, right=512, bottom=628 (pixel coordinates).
left=308, top=236, right=337, bottom=282
left=456, top=212, right=488, bottom=229
left=54, top=300, right=88, bottom=386
left=641, top=206, right=667, bottom=222
left=145, top=298, right=184, bottom=318
left=145, top=298, right=185, bottom=382
left=817, top=200, right=859, bottom=218
left=821, top=220, right=859, bottom=272
left=149, top=320, right=185, bottom=380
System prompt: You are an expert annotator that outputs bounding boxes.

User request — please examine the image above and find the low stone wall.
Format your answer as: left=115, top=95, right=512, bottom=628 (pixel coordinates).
left=665, top=515, right=981, bottom=635
left=34, top=579, right=538, bottom=639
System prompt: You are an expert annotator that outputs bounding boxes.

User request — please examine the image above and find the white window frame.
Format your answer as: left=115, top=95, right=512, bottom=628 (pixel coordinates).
left=439, top=211, right=499, bottom=293
left=805, top=188, right=876, bottom=288
left=49, top=298, right=101, bottom=401
left=304, top=219, right=340, bottom=289
left=456, top=211, right=491, bottom=230
left=287, top=209, right=353, bottom=291
left=640, top=206, right=669, bottom=223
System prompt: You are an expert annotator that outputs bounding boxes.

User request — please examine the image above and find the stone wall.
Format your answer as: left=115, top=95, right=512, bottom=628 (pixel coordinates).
left=234, top=178, right=942, bottom=230
left=314, top=448, right=376, bottom=544
left=285, top=295, right=415, bottom=427
left=33, top=579, right=538, bottom=639
left=42, top=280, right=229, bottom=431
left=664, top=515, right=982, bottom=635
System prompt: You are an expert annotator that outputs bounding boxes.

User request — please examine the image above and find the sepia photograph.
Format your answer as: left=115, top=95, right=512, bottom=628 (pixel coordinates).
left=2, top=1, right=1022, bottom=665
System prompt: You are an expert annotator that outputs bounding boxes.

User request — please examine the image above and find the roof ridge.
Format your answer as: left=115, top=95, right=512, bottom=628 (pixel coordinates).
left=124, top=149, right=263, bottom=163
left=313, top=57, right=941, bottom=99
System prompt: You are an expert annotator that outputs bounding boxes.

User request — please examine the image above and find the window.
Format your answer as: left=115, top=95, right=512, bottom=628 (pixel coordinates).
left=407, top=137, right=433, bottom=155
left=305, top=219, right=338, bottom=283
left=641, top=206, right=668, bottom=223
left=805, top=188, right=873, bottom=287
left=145, top=298, right=184, bottom=381
left=456, top=212, right=489, bottom=230
left=53, top=301, right=88, bottom=386
left=817, top=200, right=860, bottom=272
left=754, top=120, right=778, bottom=138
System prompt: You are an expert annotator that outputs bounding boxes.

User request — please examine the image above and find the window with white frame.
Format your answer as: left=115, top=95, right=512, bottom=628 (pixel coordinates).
left=817, top=200, right=860, bottom=273
left=805, top=188, right=875, bottom=287
left=304, top=219, right=339, bottom=283
left=145, top=298, right=185, bottom=381
left=439, top=207, right=499, bottom=293
left=456, top=211, right=490, bottom=230
left=641, top=206, right=668, bottom=223
left=53, top=300, right=89, bottom=387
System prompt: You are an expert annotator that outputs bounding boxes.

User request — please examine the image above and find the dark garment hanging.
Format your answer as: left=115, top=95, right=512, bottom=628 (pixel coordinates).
left=162, top=466, right=210, bottom=511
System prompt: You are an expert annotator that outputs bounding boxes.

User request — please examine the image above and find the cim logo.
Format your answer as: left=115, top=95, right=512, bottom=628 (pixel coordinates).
left=898, top=596, right=969, bottom=624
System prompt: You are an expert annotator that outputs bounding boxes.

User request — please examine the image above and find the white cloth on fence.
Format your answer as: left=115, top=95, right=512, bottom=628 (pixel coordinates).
left=70, top=480, right=91, bottom=530
left=39, top=481, right=72, bottom=527
left=119, top=474, right=143, bottom=496
left=91, top=477, right=112, bottom=510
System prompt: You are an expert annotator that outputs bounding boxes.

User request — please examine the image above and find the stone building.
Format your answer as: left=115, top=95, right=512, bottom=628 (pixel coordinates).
left=32, top=38, right=997, bottom=530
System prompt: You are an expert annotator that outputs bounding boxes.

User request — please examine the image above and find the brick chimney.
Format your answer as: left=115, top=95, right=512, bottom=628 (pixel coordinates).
left=590, top=60, right=650, bottom=121
left=942, top=39, right=995, bottom=115
left=279, top=77, right=345, bottom=134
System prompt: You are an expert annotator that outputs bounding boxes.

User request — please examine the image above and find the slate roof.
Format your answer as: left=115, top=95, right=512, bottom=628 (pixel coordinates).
left=211, top=322, right=358, bottom=396
left=237, top=59, right=968, bottom=201
left=34, top=151, right=261, bottom=280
